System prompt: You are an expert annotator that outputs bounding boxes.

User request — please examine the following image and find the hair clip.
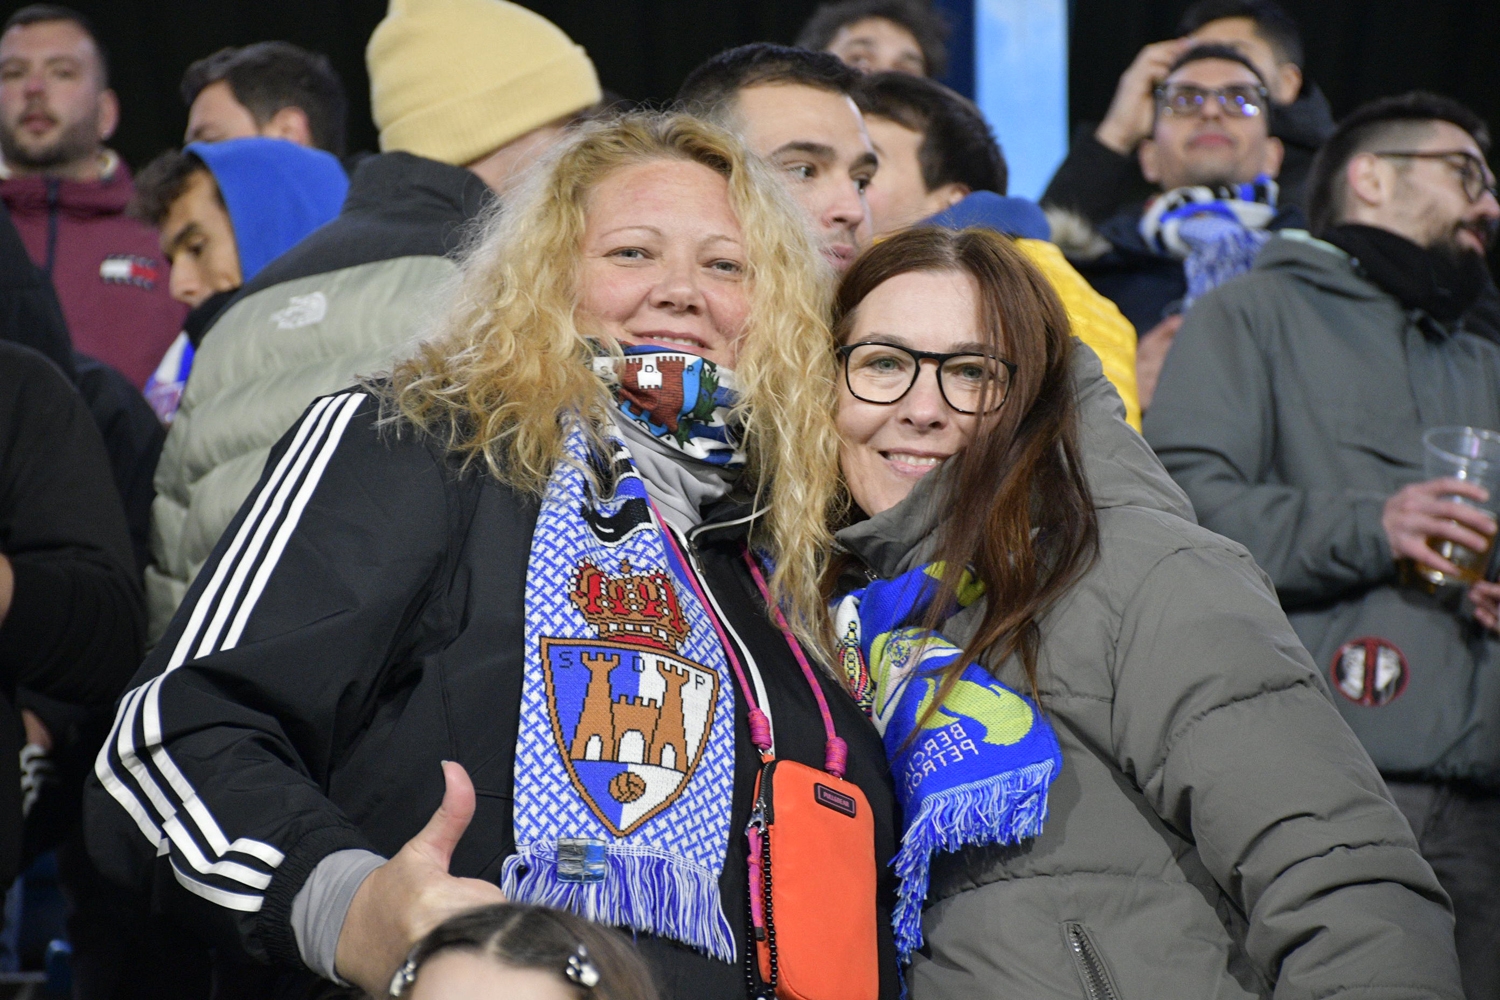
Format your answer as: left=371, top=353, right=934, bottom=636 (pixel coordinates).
left=564, top=943, right=600, bottom=989
left=388, top=953, right=419, bottom=997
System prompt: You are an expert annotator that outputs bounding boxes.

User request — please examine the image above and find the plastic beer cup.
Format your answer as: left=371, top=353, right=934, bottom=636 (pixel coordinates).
left=1414, top=426, right=1500, bottom=589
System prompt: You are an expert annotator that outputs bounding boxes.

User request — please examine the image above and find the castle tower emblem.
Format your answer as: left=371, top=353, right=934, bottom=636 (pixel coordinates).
left=568, top=653, right=692, bottom=772
left=543, top=560, right=719, bottom=836
left=618, top=355, right=687, bottom=432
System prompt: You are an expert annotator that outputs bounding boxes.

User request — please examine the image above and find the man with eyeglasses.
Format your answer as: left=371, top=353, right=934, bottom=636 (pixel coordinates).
left=1043, top=0, right=1333, bottom=228
left=1060, top=43, right=1298, bottom=407
left=1146, top=91, right=1500, bottom=997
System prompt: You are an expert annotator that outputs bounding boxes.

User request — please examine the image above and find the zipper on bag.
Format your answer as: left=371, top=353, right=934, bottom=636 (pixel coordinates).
left=1064, top=922, right=1121, bottom=1000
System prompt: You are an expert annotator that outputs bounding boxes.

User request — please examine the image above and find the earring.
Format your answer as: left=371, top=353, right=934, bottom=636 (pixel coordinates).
left=388, top=955, right=419, bottom=997
left=564, top=944, right=600, bottom=988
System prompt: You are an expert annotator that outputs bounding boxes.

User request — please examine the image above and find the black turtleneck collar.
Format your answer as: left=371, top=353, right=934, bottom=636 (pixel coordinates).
left=1321, top=223, right=1490, bottom=323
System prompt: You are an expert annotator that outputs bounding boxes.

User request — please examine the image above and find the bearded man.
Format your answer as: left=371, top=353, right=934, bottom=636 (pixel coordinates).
left=1146, top=91, right=1500, bottom=998
left=0, top=4, right=184, bottom=388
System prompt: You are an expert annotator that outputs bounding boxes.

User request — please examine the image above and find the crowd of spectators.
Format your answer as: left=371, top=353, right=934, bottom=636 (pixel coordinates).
left=0, top=0, right=1494, bottom=997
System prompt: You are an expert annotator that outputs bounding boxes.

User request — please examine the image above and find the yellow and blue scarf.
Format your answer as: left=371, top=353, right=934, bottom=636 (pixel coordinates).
left=833, top=564, right=1062, bottom=963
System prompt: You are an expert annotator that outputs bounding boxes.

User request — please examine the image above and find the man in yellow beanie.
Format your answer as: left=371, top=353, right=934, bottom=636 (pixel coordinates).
left=140, top=5, right=600, bottom=982
left=367, top=0, right=602, bottom=186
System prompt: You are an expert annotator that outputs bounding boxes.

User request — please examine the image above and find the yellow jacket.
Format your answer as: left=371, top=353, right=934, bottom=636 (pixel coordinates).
left=1015, top=238, right=1140, bottom=430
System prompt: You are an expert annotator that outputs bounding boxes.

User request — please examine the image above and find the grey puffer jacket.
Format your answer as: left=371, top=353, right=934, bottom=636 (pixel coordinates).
left=1144, top=233, right=1500, bottom=786
left=834, top=346, right=1461, bottom=999
left=148, top=154, right=489, bottom=642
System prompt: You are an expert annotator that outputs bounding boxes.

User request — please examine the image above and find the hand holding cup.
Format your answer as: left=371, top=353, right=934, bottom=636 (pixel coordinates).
left=1383, top=477, right=1497, bottom=580
left=1392, top=427, right=1500, bottom=590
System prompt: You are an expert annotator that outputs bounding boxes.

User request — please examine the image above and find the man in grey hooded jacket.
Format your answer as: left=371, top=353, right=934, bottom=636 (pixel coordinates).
left=1145, top=92, right=1500, bottom=994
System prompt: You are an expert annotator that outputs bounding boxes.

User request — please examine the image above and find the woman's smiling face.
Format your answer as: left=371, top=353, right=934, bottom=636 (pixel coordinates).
left=836, top=269, right=991, bottom=515
left=577, top=158, right=751, bottom=367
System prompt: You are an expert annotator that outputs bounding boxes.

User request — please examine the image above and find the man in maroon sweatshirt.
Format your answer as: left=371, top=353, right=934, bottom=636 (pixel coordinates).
left=0, top=5, right=185, bottom=390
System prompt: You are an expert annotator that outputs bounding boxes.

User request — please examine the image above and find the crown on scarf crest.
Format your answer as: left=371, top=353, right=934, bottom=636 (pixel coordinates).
left=570, top=560, right=690, bottom=651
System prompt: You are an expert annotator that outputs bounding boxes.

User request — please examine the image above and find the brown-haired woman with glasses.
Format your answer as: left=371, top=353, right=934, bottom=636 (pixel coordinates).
left=827, top=226, right=1464, bottom=998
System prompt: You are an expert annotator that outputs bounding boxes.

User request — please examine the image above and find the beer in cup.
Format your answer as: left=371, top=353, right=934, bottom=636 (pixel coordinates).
left=1412, top=426, right=1500, bottom=590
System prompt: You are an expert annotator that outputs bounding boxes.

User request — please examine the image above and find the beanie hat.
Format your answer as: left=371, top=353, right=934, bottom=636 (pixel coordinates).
left=367, top=0, right=601, bottom=167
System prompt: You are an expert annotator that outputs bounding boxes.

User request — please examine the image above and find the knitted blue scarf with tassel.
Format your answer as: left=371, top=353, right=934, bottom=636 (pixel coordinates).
left=833, top=564, right=1062, bottom=964
left=501, top=349, right=743, bottom=959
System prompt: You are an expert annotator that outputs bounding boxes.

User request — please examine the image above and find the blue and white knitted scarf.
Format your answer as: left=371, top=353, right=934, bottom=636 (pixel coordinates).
left=1139, top=174, right=1279, bottom=309
left=833, top=564, right=1062, bottom=963
left=501, top=350, right=742, bottom=959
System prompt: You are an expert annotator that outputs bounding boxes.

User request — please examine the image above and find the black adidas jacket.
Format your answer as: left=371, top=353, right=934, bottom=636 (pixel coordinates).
left=85, top=391, right=899, bottom=999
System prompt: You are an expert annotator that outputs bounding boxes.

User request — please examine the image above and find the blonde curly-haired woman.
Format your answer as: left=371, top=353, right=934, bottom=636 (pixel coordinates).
left=86, top=114, right=898, bottom=999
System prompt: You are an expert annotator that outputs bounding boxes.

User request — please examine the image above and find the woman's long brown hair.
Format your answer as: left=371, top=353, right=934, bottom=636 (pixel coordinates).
left=831, top=227, right=1098, bottom=699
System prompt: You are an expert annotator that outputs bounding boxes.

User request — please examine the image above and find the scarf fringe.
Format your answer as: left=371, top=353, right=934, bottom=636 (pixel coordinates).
left=890, top=757, right=1056, bottom=961
left=501, top=842, right=737, bottom=963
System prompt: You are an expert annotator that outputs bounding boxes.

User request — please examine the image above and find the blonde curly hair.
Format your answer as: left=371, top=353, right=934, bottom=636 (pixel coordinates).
left=380, top=112, right=842, bottom=653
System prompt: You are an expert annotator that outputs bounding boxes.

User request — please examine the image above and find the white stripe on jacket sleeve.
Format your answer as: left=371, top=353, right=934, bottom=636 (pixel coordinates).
left=96, top=392, right=368, bottom=912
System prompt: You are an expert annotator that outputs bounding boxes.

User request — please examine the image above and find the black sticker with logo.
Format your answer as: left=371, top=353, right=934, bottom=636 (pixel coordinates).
left=813, top=782, right=857, bottom=817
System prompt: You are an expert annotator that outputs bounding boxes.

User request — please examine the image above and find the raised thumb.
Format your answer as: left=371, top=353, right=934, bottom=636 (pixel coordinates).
left=408, top=760, right=476, bottom=871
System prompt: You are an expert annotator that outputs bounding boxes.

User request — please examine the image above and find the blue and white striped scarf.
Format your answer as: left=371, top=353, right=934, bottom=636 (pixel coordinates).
left=501, top=384, right=739, bottom=959
left=1139, top=174, right=1278, bottom=309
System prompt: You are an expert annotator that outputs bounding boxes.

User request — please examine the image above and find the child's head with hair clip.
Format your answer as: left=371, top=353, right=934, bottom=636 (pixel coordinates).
left=389, top=903, right=659, bottom=1000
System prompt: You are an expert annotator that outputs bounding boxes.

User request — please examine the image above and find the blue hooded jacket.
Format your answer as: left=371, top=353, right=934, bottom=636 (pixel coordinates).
left=145, top=139, right=347, bottom=423
left=186, top=137, right=348, bottom=282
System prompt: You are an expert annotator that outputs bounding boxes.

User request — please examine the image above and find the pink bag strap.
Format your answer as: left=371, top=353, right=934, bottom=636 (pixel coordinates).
left=654, top=508, right=846, bottom=777
left=657, top=513, right=774, bottom=756
left=741, top=551, right=848, bottom=780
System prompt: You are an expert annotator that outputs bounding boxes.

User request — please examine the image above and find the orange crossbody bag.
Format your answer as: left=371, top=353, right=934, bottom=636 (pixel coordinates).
left=660, top=528, right=879, bottom=1000
left=747, top=756, right=878, bottom=1000
left=740, top=554, right=879, bottom=1000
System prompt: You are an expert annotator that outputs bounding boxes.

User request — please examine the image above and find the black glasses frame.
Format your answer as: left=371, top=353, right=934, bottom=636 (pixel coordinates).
left=1371, top=149, right=1500, bottom=205
left=1153, top=82, right=1269, bottom=119
left=836, top=342, right=1017, bottom=415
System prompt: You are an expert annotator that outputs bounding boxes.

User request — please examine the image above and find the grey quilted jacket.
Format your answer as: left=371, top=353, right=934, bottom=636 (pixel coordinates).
left=147, top=154, right=489, bottom=640
left=834, top=346, right=1462, bottom=999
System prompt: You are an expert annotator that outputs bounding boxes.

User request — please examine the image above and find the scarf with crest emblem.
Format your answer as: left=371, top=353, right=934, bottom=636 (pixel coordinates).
left=501, top=348, right=743, bottom=959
